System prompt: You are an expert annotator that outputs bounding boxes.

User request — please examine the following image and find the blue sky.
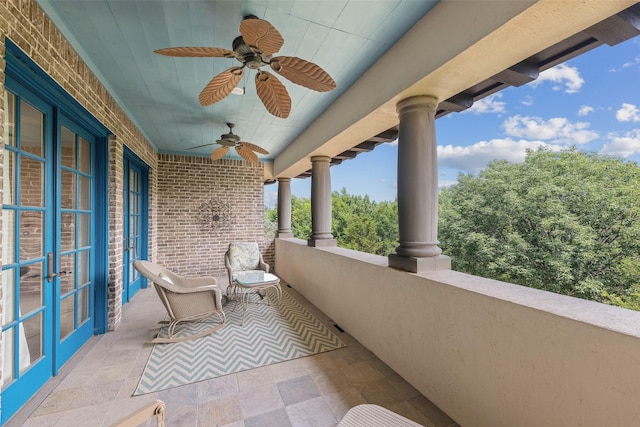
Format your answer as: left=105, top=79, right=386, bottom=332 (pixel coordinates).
left=265, top=36, right=640, bottom=206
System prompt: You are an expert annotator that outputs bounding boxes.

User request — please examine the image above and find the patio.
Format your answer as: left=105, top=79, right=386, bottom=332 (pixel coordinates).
left=12, top=278, right=458, bottom=427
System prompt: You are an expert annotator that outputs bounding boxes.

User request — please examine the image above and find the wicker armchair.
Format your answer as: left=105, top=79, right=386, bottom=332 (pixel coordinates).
left=224, top=242, right=269, bottom=296
left=133, top=260, right=225, bottom=343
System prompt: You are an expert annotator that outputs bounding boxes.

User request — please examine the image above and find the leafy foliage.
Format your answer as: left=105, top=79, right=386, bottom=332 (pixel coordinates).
left=438, top=148, right=640, bottom=309
left=265, top=188, right=398, bottom=256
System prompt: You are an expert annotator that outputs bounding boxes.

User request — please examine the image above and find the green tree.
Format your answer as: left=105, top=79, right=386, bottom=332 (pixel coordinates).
left=264, top=188, right=398, bottom=256
left=438, top=147, right=640, bottom=309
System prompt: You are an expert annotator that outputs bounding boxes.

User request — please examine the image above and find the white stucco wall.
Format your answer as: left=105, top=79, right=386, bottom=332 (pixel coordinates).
left=275, top=238, right=640, bottom=427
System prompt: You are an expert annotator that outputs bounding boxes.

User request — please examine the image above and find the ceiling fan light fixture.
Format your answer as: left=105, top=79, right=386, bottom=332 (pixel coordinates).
left=231, top=86, right=244, bottom=95
left=154, top=16, right=336, bottom=117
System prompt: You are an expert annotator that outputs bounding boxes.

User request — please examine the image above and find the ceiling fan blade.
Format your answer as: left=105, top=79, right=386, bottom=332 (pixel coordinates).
left=236, top=144, right=259, bottom=163
left=270, top=56, right=336, bottom=92
left=241, top=141, right=269, bottom=155
left=186, top=143, right=216, bottom=150
left=210, top=146, right=230, bottom=160
left=255, top=71, right=291, bottom=118
left=240, top=17, right=284, bottom=56
left=199, top=67, right=244, bottom=106
left=154, top=47, right=238, bottom=58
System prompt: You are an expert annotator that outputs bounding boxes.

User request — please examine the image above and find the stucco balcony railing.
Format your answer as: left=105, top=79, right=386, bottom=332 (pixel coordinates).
left=275, top=237, right=640, bottom=427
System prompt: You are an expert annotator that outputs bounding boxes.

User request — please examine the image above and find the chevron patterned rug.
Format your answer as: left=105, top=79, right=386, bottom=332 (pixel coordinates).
left=134, top=289, right=345, bottom=395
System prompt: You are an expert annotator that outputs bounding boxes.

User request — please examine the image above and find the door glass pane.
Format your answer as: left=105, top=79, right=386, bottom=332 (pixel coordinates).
left=20, top=261, right=43, bottom=315
left=3, top=269, right=16, bottom=323
left=60, top=296, right=75, bottom=340
left=3, top=209, right=16, bottom=264
left=22, top=313, right=42, bottom=367
left=78, top=214, right=90, bottom=248
left=61, top=212, right=75, bottom=252
left=2, top=328, right=15, bottom=386
left=77, top=250, right=90, bottom=287
left=19, top=101, right=43, bottom=158
left=61, top=170, right=75, bottom=209
left=20, top=211, right=43, bottom=262
left=59, top=254, right=75, bottom=295
left=78, top=287, right=89, bottom=324
left=61, top=127, right=76, bottom=169
left=78, top=137, right=91, bottom=174
left=19, top=156, right=44, bottom=207
left=78, top=176, right=91, bottom=210
left=4, top=91, right=16, bottom=147
left=3, top=150, right=16, bottom=205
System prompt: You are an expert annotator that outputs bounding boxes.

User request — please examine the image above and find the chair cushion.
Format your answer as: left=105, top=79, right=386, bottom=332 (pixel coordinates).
left=228, top=242, right=260, bottom=271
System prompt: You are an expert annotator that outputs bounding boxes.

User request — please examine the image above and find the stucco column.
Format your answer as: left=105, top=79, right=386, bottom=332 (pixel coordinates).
left=308, top=155, right=337, bottom=247
left=389, top=95, right=451, bottom=273
left=276, top=178, right=293, bottom=238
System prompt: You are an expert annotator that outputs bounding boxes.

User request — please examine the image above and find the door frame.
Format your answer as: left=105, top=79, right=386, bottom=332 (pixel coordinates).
left=122, top=146, right=149, bottom=303
left=5, top=38, right=111, bottom=336
left=2, top=38, right=111, bottom=423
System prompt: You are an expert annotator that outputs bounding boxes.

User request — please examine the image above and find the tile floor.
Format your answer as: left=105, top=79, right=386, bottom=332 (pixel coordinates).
left=11, top=280, right=459, bottom=427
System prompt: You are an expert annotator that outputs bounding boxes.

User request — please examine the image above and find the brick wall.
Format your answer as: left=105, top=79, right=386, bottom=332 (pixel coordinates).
left=0, top=0, right=159, bottom=334
left=0, top=2, right=277, bottom=414
left=157, top=154, right=274, bottom=280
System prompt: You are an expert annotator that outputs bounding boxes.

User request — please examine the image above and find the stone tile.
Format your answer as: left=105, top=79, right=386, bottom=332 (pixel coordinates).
left=164, top=403, right=198, bottom=426
left=198, top=374, right=239, bottom=401
left=240, top=384, right=284, bottom=418
left=285, top=396, right=338, bottom=427
left=237, top=365, right=275, bottom=392
left=117, top=377, right=143, bottom=399
left=339, top=360, right=384, bottom=384
left=198, top=394, right=243, bottom=426
left=277, top=375, right=321, bottom=406
left=300, top=352, right=341, bottom=375
left=311, top=370, right=353, bottom=395
left=270, top=358, right=308, bottom=382
left=32, top=381, right=121, bottom=416
left=157, top=381, right=199, bottom=414
left=322, top=387, right=367, bottom=421
left=409, top=395, right=458, bottom=427
left=366, top=357, right=396, bottom=378
left=21, top=412, right=62, bottom=427
left=355, top=374, right=421, bottom=405
left=47, top=401, right=111, bottom=426
left=244, top=408, right=292, bottom=427
left=384, top=400, right=434, bottom=427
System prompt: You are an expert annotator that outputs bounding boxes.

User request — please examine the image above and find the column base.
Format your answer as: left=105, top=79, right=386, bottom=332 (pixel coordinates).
left=388, top=253, right=451, bottom=273
left=307, top=238, right=338, bottom=248
left=277, top=232, right=294, bottom=238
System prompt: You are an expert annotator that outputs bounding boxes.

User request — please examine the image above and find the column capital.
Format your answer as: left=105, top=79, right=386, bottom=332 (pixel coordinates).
left=397, top=95, right=439, bottom=115
left=310, top=155, right=331, bottom=164
left=277, top=177, right=291, bottom=183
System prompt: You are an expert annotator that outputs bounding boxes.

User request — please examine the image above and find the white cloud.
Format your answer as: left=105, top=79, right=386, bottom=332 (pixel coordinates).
left=464, top=93, right=506, bottom=115
left=521, top=96, right=534, bottom=107
left=502, top=115, right=598, bottom=144
left=616, top=103, right=640, bottom=122
left=578, top=105, right=594, bottom=116
left=529, top=63, right=584, bottom=93
left=437, top=138, right=554, bottom=173
left=438, top=180, right=458, bottom=189
left=600, top=130, right=640, bottom=157
left=623, top=56, right=640, bottom=69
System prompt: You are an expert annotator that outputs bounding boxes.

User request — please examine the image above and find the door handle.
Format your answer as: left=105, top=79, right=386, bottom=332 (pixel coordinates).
left=47, top=252, right=58, bottom=281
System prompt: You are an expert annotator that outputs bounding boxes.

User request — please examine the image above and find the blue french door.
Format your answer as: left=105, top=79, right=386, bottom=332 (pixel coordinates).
left=2, top=81, right=96, bottom=422
left=122, top=150, right=148, bottom=304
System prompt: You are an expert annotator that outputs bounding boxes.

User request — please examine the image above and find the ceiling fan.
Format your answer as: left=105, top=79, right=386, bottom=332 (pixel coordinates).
left=188, top=123, right=268, bottom=163
left=154, top=15, right=336, bottom=118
